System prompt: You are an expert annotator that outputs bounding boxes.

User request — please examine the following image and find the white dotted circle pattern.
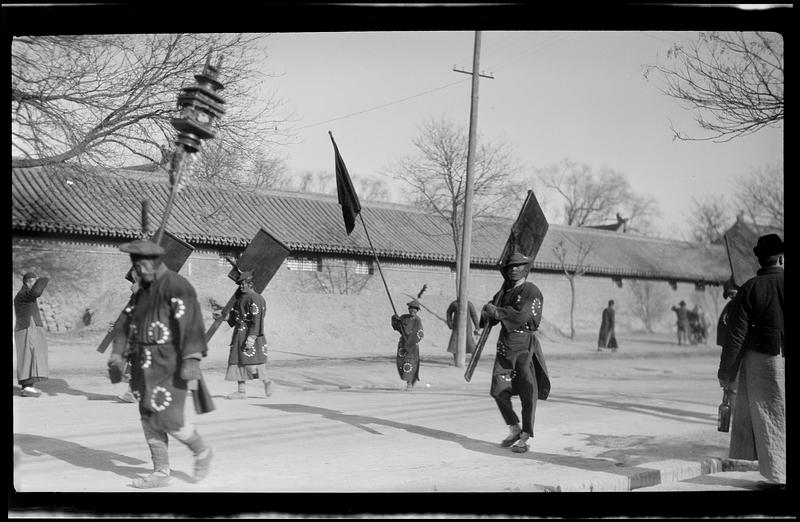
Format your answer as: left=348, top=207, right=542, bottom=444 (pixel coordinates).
left=402, top=362, right=413, bottom=373
left=531, top=298, right=542, bottom=316
left=170, top=297, right=186, bottom=319
left=141, top=348, right=153, bottom=369
left=147, top=321, right=170, bottom=344
left=150, top=386, right=172, bottom=412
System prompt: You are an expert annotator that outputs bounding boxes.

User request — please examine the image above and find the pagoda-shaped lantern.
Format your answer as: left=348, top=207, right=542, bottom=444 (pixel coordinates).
left=171, top=54, right=226, bottom=153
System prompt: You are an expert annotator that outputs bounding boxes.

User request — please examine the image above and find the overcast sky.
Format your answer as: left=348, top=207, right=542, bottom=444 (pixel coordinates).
left=257, top=30, right=782, bottom=240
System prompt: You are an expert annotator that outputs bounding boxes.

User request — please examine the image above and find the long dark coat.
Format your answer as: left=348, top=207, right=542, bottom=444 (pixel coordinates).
left=121, top=269, right=214, bottom=432
left=446, top=300, right=479, bottom=355
left=597, top=306, right=618, bottom=349
left=392, top=314, right=424, bottom=384
left=482, top=281, right=551, bottom=401
left=226, top=288, right=268, bottom=367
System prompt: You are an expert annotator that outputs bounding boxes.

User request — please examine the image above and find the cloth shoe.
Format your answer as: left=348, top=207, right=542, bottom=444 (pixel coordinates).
left=226, top=391, right=247, bottom=400
left=405, top=382, right=414, bottom=392
left=511, top=432, right=531, bottom=453
left=21, top=387, right=42, bottom=398
left=193, top=447, right=214, bottom=483
left=501, top=424, right=522, bottom=447
left=131, top=470, right=170, bottom=489
left=263, top=380, right=273, bottom=397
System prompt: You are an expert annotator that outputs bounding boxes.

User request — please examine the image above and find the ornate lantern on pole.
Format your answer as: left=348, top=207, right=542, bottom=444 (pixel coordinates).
left=153, top=53, right=226, bottom=244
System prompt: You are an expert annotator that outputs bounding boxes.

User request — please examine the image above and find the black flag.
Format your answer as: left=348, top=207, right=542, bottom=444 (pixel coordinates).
left=329, top=131, right=362, bottom=235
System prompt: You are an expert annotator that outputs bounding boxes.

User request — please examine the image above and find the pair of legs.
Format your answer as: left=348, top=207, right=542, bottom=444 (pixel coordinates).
left=676, top=325, right=688, bottom=345
left=136, top=416, right=213, bottom=488
left=491, top=344, right=538, bottom=453
left=225, top=364, right=272, bottom=399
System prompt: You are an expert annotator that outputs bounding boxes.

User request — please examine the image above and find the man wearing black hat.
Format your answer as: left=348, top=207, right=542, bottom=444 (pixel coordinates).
left=671, top=300, right=690, bottom=345
left=216, top=270, right=272, bottom=399
left=14, top=272, right=50, bottom=397
left=392, top=299, right=425, bottom=391
left=108, top=238, right=214, bottom=488
left=481, top=253, right=551, bottom=454
left=718, top=233, right=784, bottom=489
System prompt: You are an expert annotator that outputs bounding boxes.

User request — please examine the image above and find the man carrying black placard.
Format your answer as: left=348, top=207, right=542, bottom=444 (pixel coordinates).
left=480, top=253, right=550, bottom=454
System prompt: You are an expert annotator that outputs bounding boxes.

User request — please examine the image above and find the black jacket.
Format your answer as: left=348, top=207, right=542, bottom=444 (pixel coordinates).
left=718, top=266, right=784, bottom=381
left=14, top=278, right=49, bottom=331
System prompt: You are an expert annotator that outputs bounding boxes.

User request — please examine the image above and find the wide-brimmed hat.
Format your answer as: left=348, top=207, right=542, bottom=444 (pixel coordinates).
left=119, top=239, right=165, bottom=257
left=406, top=299, right=421, bottom=310
left=235, top=270, right=255, bottom=284
left=503, top=253, right=532, bottom=267
left=753, top=233, right=784, bottom=257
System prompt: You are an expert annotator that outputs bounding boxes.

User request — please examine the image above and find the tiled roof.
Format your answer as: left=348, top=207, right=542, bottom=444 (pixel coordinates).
left=12, top=165, right=729, bottom=283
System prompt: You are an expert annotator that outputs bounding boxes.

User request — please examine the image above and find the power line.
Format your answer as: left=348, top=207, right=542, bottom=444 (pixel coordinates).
left=294, top=78, right=469, bottom=131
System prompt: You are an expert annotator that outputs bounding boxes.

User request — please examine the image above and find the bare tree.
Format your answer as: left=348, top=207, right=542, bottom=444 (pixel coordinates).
left=537, top=159, right=660, bottom=232
left=688, top=196, right=731, bottom=243
left=12, top=34, right=290, bottom=172
left=312, top=259, right=372, bottom=295
left=628, top=280, right=669, bottom=333
left=553, top=239, right=593, bottom=340
left=644, top=31, right=784, bottom=142
left=387, top=117, right=525, bottom=292
left=734, top=164, right=784, bottom=229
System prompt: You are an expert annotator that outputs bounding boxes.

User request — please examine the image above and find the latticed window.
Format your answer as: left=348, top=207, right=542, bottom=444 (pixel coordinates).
left=287, top=256, right=321, bottom=272
left=354, top=259, right=372, bottom=275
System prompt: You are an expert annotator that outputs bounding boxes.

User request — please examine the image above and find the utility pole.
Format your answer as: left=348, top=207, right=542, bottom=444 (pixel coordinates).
left=452, top=31, right=492, bottom=368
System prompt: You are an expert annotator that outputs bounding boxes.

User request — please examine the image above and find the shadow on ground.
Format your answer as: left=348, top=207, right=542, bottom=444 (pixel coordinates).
left=259, top=403, right=642, bottom=478
left=13, top=379, right=118, bottom=401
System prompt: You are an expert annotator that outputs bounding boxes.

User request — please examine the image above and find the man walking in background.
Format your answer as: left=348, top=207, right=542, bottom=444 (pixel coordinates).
left=718, top=233, right=784, bottom=489
left=671, top=300, right=690, bottom=345
left=445, top=298, right=480, bottom=366
left=216, top=270, right=272, bottom=400
left=597, top=299, right=618, bottom=352
left=392, top=299, right=425, bottom=391
left=14, top=272, right=50, bottom=397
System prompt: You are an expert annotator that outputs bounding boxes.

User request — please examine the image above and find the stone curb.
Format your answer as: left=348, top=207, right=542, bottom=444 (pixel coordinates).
left=544, top=457, right=759, bottom=492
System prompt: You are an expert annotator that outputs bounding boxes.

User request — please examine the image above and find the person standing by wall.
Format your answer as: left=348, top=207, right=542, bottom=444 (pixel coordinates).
left=671, top=300, right=690, bottom=345
left=14, top=272, right=50, bottom=397
left=481, top=253, right=551, bottom=454
left=718, top=233, right=784, bottom=489
left=446, top=298, right=480, bottom=366
left=216, top=270, right=272, bottom=400
left=107, top=238, right=214, bottom=489
left=392, top=299, right=425, bottom=391
left=597, top=299, right=618, bottom=352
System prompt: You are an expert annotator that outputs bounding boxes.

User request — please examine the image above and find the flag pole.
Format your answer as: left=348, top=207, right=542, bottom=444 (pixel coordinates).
left=359, top=213, right=399, bottom=317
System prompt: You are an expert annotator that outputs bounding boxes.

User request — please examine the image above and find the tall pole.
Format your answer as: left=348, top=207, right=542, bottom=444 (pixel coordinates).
left=455, top=31, right=482, bottom=368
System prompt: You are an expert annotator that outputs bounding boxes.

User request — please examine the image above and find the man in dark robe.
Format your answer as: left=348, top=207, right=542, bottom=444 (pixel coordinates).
left=14, top=272, right=50, bottom=397
left=216, top=270, right=272, bottom=399
left=392, top=299, right=425, bottom=391
left=597, top=299, right=618, bottom=351
left=481, top=253, right=551, bottom=454
left=445, top=299, right=480, bottom=365
left=718, top=233, right=784, bottom=489
left=107, top=239, right=214, bottom=488
left=671, top=300, right=690, bottom=345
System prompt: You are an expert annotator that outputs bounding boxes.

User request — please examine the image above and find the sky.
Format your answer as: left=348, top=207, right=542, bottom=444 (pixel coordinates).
left=255, top=30, right=782, bottom=240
